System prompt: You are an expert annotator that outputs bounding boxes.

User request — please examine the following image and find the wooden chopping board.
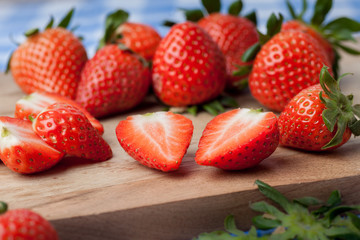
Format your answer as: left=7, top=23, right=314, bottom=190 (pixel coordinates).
left=1, top=48, right=360, bottom=240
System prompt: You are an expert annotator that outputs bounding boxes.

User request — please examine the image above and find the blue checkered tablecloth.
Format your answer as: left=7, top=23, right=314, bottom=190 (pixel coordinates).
left=0, top=0, right=359, bottom=71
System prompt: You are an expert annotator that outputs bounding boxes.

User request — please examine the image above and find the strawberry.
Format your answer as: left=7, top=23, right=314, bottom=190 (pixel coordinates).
left=15, top=92, right=104, bottom=135
left=0, top=201, right=58, bottom=239
left=8, top=9, right=87, bottom=99
left=195, top=108, right=279, bottom=170
left=32, top=103, right=112, bottom=161
left=283, top=0, right=360, bottom=76
left=0, top=116, right=64, bottom=174
left=152, top=21, right=226, bottom=107
left=248, top=29, right=332, bottom=112
left=278, top=66, right=360, bottom=151
left=115, top=111, right=194, bottom=172
left=198, top=13, right=258, bottom=90
left=99, top=9, right=161, bottom=61
left=76, top=44, right=150, bottom=118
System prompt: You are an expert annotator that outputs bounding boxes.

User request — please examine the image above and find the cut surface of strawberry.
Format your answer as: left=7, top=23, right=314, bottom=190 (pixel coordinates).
left=0, top=116, right=64, bottom=174
left=32, top=103, right=112, bottom=162
left=116, top=112, right=194, bottom=172
left=15, top=92, right=104, bottom=135
left=195, top=108, right=279, bottom=170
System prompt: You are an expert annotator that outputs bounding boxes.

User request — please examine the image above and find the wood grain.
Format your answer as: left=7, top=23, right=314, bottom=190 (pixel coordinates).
left=0, top=49, right=360, bottom=240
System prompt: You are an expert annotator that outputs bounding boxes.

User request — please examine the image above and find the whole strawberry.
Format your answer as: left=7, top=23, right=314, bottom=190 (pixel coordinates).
left=278, top=66, right=360, bottom=151
left=15, top=92, right=104, bottom=135
left=8, top=9, right=87, bottom=99
left=76, top=10, right=151, bottom=118
left=116, top=111, right=194, bottom=172
left=0, top=201, right=58, bottom=239
left=195, top=108, right=279, bottom=170
left=152, top=21, right=226, bottom=107
left=249, top=29, right=332, bottom=112
left=99, top=10, right=161, bottom=61
left=0, top=116, right=64, bottom=174
left=283, top=0, right=360, bottom=75
left=32, top=103, right=112, bottom=161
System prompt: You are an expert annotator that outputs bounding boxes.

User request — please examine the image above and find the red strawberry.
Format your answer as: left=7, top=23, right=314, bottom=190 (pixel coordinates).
left=282, top=20, right=334, bottom=64
left=198, top=13, right=258, bottom=90
left=278, top=66, right=359, bottom=151
left=283, top=0, right=360, bottom=74
left=249, top=30, right=332, bottom=112
left=0, top=116, right=64, bottom=174
left=0, top=201, right=58, bottom=239
left=15, top=92, right=104, bottom=135
left=115, top=22, right=162, bottom=61
left=8, top=9, right=87, bottom=99
left=76, top=44, right=150, bottom=118
left=32, top=103, right=112, bottom=161
left=152, top=21, right=226, bottom=107
left=115, top=111, right=194, bottom=172
left=195, top=108, right=279, bottom=170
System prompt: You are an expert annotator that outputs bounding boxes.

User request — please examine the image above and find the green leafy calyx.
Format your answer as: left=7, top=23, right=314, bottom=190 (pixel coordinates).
left=319, top=66, right=360, bottom=149
left=0, top=201, right=8, bottom=214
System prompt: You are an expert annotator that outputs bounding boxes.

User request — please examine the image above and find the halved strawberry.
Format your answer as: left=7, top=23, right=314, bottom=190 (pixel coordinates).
left=15, top=92, right=104, bottom=135
left=115, top=112, right=194, bottom=172
left=195, top=108, right=279, bottom=170
left=32, top=103, right=112, bottom=162
left=0, top=116, right=64, bottom=174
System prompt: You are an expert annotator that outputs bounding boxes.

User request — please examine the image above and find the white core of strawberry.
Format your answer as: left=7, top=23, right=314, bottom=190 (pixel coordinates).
left=17, top=92, right=55, bottom=112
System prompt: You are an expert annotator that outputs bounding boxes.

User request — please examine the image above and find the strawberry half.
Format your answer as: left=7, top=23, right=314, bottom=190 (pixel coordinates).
left=0, top=116, right=64, bottom=174
left=195, top=108, right=279, bottom=170
left=278, top=66, right=360, bottom=151
left=0, top=202, right=58, bottom=239
left=32, top=103, right=112, bottom=161
left=15, top=92, right=104, bottom=135
left=115, top=112, right=194, bottom=172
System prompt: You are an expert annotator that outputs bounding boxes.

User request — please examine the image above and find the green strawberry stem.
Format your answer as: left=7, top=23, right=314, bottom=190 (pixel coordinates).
left=1, top=126, right=10, bottom=138
left=98, top=9, right=129, bottom=49
left=0, top=201, right=8, bottom=214
left=318, top=66, right=360, bottom=149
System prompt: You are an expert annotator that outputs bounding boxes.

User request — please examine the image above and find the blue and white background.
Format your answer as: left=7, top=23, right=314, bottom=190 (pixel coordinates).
left=0, top=0, right=359, bottom=71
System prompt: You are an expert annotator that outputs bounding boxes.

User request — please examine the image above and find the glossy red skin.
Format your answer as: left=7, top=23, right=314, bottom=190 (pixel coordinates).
left=76, top=45, right=150, bottom=118
left=198, top=13, right=259, bottom=89
left=11, top=28, right=88, bottom=99
left=33, top=103, right=112, bottom=161
left=0, top=209, right=58, bottom=239
left=152, top=21, right=226, bottom=106
left=195, top=109, right=279, bottom=170
left=282, top=20, right=334, bottom=64
left=15, top=92, right=104, bottom=135
left=249, top=30, right=332, bottom=112
left=116, top=112, right=194, bottom=172
left=116, top=22, right=162, bottom=61
left=0, top=116, right=64, bottom=174
left=278, top=84, right=351, bottom=151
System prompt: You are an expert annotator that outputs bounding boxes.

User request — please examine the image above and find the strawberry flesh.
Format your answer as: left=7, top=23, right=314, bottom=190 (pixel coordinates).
left=0, top=116, right=64, bottom=174
left=195, top=108, right=279, bottom=170
left=116, top=112, right=194, bottom=172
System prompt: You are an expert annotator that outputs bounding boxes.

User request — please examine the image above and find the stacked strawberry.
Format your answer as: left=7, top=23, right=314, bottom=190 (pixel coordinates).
left=8, top=9, right=87, bottom=99
left=76, top=10, right=152, bottom=118
left=0, top=93, right=112, bottom=174
left=176, top=0, right=259, bottom=90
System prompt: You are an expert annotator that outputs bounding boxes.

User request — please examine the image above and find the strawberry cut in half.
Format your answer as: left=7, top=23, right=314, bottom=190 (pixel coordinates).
left=115, top=111, right=194, bottom=172
left=15, top=92, right=104, bottom=135
left=0, top=116, right=64, bottom=174
left=195, top=108, right=279, bottom=170
left=32, top=103, right=112, bottom=162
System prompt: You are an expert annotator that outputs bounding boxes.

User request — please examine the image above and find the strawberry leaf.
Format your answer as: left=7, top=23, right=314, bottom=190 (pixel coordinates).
left=266, top=13, right=283, bottom=38
left=310, top=0, right=332, bottom=26
left=252, top=215, right=281, bottom=230
left=228, top=0, right=242, bottom=16
left=322, top=107, right=340, bottom=133
left=163, top=20, right=177, bottom=27
left=352, top=104, right=360, bottom=118
left=5, top=51, right=13, bottom=74
left=349, top=119, right=360, bottom=136
left=325, top=226, right=360, bottom=239
left=58, top=8, right=74, bottom=29
left=181, top=9, right=204, bottom=22
left=187, top=105, right=198, bottom=116
left=201, top=0, right=221, bottom=14
left=24, top=28, right=39, bottom=37
left=286, top=0, right=307, bottom=20
left=293, top=196, right=322, bottom=207
left=334, top=42, right=360, bottom=55
left=326, top=205, right=360, bottom=223
left=45, top=16, right=54, bottom=29
left=322, top=115, right=347, bottom=149
left=0, top=201, right=8, bottom=214
left=285, top=0, right=297, bottom=19
left=244, top=11, right=257, bottom=26
left=224, top=215, right=245, bottom=236
left=324, top=17, right=360, bottom=33
left=219, top=95, right=239, bottom=108
left=251, top=201, right=286, bottom=219
left=241, top=42, right=261, bottom=62
left=233, top=66, right=251, bottom=77
left=347, top=212, right=360, bottom=230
